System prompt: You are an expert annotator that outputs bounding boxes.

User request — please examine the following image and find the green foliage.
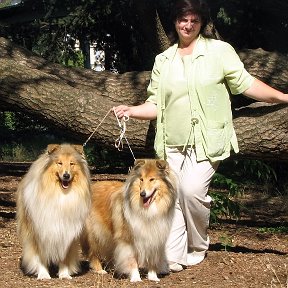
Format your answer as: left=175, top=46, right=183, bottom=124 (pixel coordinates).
left=0, top=0, right=152, bottom=71
left=0, top=111, right=76, bottom=161
left=209, top=0, right=288, bottom=53
left=62, top=50, right=84, bottom=68
left=83, top=143, right=133, bottom=173
left=210, top=175, right=241, bottom=223
left=0, top=143, right=39, bottom=162
left=212, top=172, right=239, bottom=196
left=218, top=233, right=234, bottom=251
left=1, top=0, right=288, bottom=72
left=31, top=30, right=84, bottom=67
left=0, top=0, right=14, bottom=9
left=258, top=226, right=288, bottom=234
left=0, top=111, right=15, bottom=130
left=210, top=191, right=241, bottom=223
left=217, top=159, right=278, bottom=188
left=235, top=159, right=277, bottom=184
left=0, top=111, right=133, bottom=167
left=0, top=111, right=48, bottom=133
left=209, top=158, right=280, bottom=223
left=217, top=7, right=232, bottom=25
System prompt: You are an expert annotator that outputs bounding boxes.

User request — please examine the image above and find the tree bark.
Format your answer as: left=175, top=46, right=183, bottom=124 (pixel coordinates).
left=0, top=37, right=287, bottom=161
left=132, top=0, right=170, bottom=54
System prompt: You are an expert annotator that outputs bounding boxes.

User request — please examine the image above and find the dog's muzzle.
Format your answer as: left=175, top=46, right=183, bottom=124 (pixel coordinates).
left=140, top=189, right=156, bottom=208
left=61, top=172, right=71, bottom=189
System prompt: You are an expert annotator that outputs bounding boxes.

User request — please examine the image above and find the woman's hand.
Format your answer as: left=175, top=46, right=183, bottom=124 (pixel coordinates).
left=112, top=102, right=157, bottom=120
left=112, top=105, right=132, bottom=119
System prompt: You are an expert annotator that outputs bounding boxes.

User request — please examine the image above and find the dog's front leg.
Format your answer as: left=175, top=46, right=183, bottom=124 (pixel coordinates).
left=130, top=268, right=142, bottom=282
left=114, top=241, right=141, bottom=282
left=147, top=270, right=160, bottom=282
left=37, top=263, right=51, bottom=280
left=58, top=263, right=72, bottom=279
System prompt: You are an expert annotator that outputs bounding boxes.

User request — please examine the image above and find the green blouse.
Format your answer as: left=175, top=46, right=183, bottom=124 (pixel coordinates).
left=146, top=35, right=254, bottom=162
left=165, top=52, right=193, bottom=146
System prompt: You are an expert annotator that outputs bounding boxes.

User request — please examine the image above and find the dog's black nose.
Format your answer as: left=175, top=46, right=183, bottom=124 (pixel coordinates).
left=63, top=172, right=70, bottom=180
left=140, top=191, right=146, bottom=198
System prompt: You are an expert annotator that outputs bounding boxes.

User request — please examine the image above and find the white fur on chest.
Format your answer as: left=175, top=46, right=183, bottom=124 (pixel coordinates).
left=124, top=203, right=174, bottom=266
left=23, top=181, right=89, bottom=262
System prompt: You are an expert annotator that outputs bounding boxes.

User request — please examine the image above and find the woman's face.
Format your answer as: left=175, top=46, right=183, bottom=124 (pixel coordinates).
left=175, top=13, right=202, bottom=44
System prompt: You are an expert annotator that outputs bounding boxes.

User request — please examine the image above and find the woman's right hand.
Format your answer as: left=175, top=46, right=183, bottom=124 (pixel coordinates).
left=112, top=105, right=132, bottom=119
left=112, top=102, right=157, bottom=120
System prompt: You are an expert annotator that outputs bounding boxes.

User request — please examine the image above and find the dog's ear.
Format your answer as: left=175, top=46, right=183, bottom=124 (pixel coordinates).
left=134, top=159, right=146, bottom=169
left=47, top=144, right=59, bottom=154
left=72, top=145, right=84, bottom=155
left=156, top=159, right=169, bottom=171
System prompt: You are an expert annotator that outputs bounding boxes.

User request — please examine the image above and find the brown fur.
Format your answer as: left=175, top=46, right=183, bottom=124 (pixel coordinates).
left=81, top=159, right=178, bottom=282
left=16, top=144, right=91, bottom=279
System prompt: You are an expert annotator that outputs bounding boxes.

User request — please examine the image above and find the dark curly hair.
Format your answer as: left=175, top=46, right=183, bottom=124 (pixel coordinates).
left=169, top=0, right=216, bottom=45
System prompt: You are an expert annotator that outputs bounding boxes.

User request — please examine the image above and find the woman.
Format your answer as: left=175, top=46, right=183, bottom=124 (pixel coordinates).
left=114, top=0, right=288, bottom=272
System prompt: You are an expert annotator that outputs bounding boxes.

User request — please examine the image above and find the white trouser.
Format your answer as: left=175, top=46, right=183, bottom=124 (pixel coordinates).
left=165, top=147, right=219, bottom=265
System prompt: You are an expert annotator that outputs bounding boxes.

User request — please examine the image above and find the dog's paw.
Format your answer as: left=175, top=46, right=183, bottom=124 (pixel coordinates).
left=37, top=271, right=51, bottom=280
left=59, top=273, right=72, bottom=279
left=58, top=265, right=73, bottom=279
left=59, top=274, right=72, bottom=279
left=130, top=269, right=142, bottom=282
left=130, top=276, right=142, bottom=282
left=96, top=269, right=108, bottom=275
left=148, top=270, right=160, bottom=282
left=37, top=265, right=51, bottom=280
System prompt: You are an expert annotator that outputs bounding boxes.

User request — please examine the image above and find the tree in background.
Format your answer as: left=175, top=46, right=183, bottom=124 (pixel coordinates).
left=1, top=0, right=287, bottom=71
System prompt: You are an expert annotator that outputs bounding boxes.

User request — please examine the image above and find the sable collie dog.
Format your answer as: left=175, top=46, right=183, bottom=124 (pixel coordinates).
left=16, top=144, right=91, bottom=279
left=81, top=159, right=178, bottom=282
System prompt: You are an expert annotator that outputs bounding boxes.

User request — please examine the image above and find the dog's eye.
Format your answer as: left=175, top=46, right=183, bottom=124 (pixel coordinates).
left=149, top=178, right=155, bottom=182
left=57, top=161, right=62, bottom=166
left=70, top=162, right=75, bottom=166
left=140, top=178, right=143, bottom=182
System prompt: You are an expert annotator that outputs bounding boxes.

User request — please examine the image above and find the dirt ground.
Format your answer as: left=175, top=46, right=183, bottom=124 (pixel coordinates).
left=0, top=167, right=287, bottom=288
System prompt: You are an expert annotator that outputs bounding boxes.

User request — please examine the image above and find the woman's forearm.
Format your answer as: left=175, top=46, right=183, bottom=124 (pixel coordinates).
left=113, top=101, right=157, bottom=120
left=243, top=78, right=288, bottom=103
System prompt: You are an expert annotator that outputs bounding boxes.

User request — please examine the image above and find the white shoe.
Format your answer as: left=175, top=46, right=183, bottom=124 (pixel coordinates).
left=186, top=251, right=206, bottom=266
left=168, top=262, right=183, bottom=272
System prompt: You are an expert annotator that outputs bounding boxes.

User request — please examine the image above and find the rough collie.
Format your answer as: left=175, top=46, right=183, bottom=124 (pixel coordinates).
left=16, top=144, right=91, bottom=279
left=81, top=159, right=177, bottom=282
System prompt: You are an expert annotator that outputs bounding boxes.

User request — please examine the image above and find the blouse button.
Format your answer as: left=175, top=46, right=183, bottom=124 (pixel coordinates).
left=191, top=117, right=199, bottom=124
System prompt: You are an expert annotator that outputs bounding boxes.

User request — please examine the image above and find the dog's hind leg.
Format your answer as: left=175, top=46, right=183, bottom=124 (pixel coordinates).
left=90, top=256, right=107, bottom=274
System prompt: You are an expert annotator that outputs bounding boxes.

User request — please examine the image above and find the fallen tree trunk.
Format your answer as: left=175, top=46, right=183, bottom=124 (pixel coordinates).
left=0, top=37, right=287, bottom=161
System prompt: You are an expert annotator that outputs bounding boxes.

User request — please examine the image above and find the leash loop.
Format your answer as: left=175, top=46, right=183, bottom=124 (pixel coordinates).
left=113, top=108, right=136, bottom=161
left=83, top=108, right=136, bottom=162
left=114, top=115, right=129, bottom=151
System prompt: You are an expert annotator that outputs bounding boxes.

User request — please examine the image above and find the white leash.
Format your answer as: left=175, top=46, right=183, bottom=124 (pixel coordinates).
left=83, top=108, right=136, bottom=161
left=113, top=108, right=136, bottom=161
left=83, top=109, right=111, bottom=147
